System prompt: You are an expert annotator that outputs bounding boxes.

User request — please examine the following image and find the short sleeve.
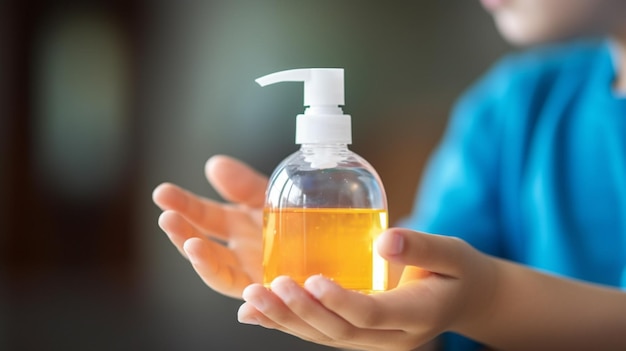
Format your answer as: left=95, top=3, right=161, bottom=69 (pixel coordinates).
left=401, top=58, right=513, bottom=257
left=400, top=58, right=517, bottom=351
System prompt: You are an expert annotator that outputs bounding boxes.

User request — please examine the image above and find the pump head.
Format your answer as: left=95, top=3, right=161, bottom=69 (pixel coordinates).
left=256, top=68, right=352, bottom=145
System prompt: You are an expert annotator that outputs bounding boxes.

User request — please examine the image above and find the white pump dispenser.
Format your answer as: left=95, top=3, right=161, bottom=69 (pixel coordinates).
left=256, top=68, right=388, bottom=293
left=256, top=68, right=351, bottom=145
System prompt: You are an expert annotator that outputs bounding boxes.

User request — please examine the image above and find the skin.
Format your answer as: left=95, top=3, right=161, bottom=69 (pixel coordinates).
left=615, top=34, right=626, bottom=92
left=153, top=2, right=626, bottom=350
left=481, top=0, right=626, bottom=45
left=481, top=0, right=626, bottom=91
left=154, top=156, right=266, bottom=299
left=154, top=156, right=626, bottom=351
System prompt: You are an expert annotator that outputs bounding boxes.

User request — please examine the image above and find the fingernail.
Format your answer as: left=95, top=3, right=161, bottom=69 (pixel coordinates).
left=183, top=239, right=199, bottom=264
left=388, top=231, right=404, bottom=255
left=239, top=316, right=260, bottom=325
left=304, top=275, right=328, bottom=299
left=242, top=284, right=270, bottom=312
left=248, top=296, right=267, bottom=311
left=272, top=276, right=308, bottom=305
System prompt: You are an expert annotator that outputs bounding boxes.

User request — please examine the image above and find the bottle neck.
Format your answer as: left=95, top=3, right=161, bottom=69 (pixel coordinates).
left=299, top=144, right=350, bottom=169
left=300, top=143, right=348, bottom=151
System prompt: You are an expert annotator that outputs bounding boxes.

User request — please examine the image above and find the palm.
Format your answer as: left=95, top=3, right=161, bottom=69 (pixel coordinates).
left=219, top=203, right=264, bottom=287
left=153, top=155, right=268, bottom=299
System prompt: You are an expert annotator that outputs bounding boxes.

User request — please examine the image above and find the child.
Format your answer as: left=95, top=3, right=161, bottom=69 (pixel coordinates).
left=153, top=0, right=626, bottom=349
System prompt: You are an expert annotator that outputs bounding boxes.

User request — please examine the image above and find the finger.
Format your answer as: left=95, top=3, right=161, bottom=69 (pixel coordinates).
left=376, top=228, right=471, bottom=277
left=237, top=300, right=263, bottom=326
left=238, top=301, right=289, bottom=331
left=388, top=262, right=404, bottom=289
left=238, top=300, right=357, bottom=350
left=271, top=276, right=409, bottom=349
left=205, top=155, right=267, bottom=208
left=158, top=210, right=206, bottom=258
left=158, top=210, right=237, bottom=266
left=240, top=283, right=333, bottom=343
left=304, top=274, right=445, bottom=335
left=153, top=183, right=231, bottom=241
left=304, top=275, right=389, bottom=329
left=183, top=237, right=251, bottom=299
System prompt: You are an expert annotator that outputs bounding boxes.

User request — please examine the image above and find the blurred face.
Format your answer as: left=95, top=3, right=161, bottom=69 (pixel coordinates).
left=481, top=0, right=626, bottom=45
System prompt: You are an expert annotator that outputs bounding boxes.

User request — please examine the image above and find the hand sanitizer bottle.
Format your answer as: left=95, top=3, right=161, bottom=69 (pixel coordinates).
left=256, top=68, right=388, bottom=292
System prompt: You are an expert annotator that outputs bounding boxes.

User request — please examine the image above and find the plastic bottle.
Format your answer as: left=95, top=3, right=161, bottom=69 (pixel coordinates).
left=256, top=68, right=388, bottom=293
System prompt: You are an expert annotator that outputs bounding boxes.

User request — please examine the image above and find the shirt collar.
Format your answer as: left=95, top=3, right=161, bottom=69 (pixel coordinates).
left=607, top=38, right=626, bottom=98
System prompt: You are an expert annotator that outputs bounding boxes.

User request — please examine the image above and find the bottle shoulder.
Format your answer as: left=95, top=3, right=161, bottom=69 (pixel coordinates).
left=266, top=147, right=387, bottom=209
left=271, top=147, right=377, bottom=173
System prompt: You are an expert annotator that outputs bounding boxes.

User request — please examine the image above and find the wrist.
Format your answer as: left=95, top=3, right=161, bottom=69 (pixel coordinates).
left=448, top=250, right=501, bottom=337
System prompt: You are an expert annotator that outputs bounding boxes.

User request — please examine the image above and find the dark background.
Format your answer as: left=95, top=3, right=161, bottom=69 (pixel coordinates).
left=1, top=1, right=510, bottom=350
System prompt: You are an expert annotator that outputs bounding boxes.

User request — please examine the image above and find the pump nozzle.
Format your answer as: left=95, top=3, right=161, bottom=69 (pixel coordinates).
left=256, top=68, right=352, bottom=146
left=255, top=68, right=344, bottom=108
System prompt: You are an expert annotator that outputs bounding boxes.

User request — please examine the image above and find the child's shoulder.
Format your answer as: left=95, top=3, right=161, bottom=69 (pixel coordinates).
left=492, top=39, right=607, bottom=83
left=460, top=39, right=608, bottom=106
left=453, top=39, right=609, bottom=126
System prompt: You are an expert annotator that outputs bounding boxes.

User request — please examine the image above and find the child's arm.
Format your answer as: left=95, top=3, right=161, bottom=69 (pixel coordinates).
left=232, top=228, right=626, bottom=351
left=461, top=254, right=626, bottom=350
left=155, top=156, right=626, bottom=350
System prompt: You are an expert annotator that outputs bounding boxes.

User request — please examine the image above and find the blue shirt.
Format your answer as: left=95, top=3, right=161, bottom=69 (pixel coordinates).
left=403, top=39, right=626, bottom=350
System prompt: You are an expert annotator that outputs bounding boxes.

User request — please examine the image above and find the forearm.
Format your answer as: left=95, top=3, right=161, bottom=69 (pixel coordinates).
left=455, top=256, right=626, bottom=350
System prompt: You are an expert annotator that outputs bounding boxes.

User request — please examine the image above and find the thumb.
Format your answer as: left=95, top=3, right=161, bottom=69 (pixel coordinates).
left=376, top=228, right=472, bottom=277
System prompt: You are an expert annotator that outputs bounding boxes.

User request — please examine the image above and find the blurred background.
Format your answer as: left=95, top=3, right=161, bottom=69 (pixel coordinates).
left=1, top=1, right=510, bottom=350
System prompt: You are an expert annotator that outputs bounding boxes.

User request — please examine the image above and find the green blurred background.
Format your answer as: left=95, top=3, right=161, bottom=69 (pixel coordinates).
left=1, top=1, right=510, bottom=349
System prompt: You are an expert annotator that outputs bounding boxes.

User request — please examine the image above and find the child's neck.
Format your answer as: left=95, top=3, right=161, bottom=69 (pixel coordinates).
left=614, top=34, right=626, bottom=93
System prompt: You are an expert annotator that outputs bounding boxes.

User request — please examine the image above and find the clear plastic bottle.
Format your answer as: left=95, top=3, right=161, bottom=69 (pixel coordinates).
left=256, top=69, right=388, bottom=292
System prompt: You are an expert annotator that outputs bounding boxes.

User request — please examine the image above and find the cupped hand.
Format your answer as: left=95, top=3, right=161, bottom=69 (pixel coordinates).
left=152, top=155, right=268, bottom=299
left=152, top=156, right=497, bottom=350
left=237, top=228, right=497, bottom=351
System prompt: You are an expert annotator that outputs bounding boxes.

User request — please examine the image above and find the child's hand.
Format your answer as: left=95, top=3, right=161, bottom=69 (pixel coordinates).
left=152, top=156, right=497, bottom=350
left=152, top=155, right=268, bottom=299
left=237, top=228, right=497, bottom=351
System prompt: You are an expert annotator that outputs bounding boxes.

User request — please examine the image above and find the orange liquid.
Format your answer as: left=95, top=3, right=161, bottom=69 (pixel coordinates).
left=262, top=208, right=388, bottom=292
